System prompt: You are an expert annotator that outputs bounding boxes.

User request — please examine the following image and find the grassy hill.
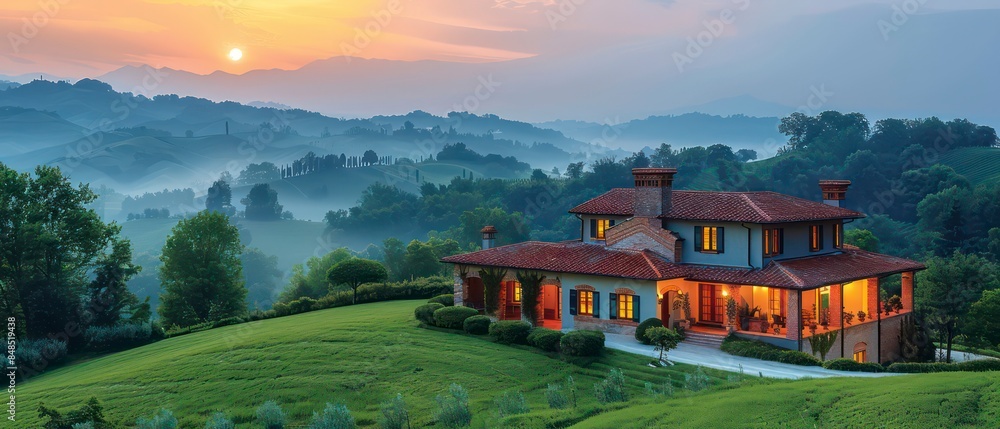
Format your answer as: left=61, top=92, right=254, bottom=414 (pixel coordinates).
left=939, top=147, right=1000, bottom=185
left=21, top=300, right=1000, bottom=428
left=20, top=301, right=735, bottom=428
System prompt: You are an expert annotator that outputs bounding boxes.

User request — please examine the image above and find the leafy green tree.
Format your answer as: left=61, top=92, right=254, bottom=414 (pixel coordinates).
left=917, top=186, right=973, bottom=256
left=963, top=289, right=1000, bottom=349
left=382, top=238, right=407, bottom=281
left=242, top=247, right=282, bottom=309
left=279, top=248, right=354, bottom=301
left=844, top=229, right=880, bottom=252
left=236, top=162, right=280, bottom=185
left=159, top=211, right=246, bottom=327
left=530, top=169, right=549, bottom=181
left=915, top=251, right=999, bottom=362
left=327, top=258, right=388, bottom=304
left=565, top=162, right=584, bottom=179
left=205, top=179, right=233, bottom=215
left=650, top=143, right=677, bottom=167
left=404, top=240, right=440, bottom=280
left=362, top=149, right=379, bottom=166
left=87, top=238, right=142, bottom=326
left=644, top=327, right=682, bottom=363
left=735, top=149, right=757, bottom=162
left=241, top=183, right=283, bottom=221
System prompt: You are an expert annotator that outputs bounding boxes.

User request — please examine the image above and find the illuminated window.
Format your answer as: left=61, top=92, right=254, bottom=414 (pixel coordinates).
left=617, top=294, right=635, bottom=320
left=853, top=350, right=866, bottom=363
left=810, top=225, right=824, bottom=251
left=764, top=228, right=783, bottom=256
left=590, top=219, right=615, bottom=240
left=696, top=226, right=722, bottom=253
left=579, top=291, right=594, bottom=315
left=769, top=288, right=785, bottom=317
left=833, top=223, right=843, bottom=248
left=513, top=284, right=521, bottom=302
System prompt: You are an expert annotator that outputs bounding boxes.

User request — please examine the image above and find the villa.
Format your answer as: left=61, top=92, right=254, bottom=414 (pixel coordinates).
left=441, top=168, right=925, bottom=363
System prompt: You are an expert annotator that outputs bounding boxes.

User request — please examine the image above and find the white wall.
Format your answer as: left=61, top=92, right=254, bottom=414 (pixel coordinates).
left=580, top=215, right=632, bottom=243
left=560, top=273, right=657, bottom=330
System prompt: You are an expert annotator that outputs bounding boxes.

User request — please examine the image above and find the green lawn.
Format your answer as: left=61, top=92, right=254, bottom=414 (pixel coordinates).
left=21, top=300, right=735, bottom=428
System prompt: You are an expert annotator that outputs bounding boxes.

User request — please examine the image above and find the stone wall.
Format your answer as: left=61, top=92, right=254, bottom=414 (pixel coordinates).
left=605, top=217, right=683, bottom=262
left=799, top=312, right=908, bottom=363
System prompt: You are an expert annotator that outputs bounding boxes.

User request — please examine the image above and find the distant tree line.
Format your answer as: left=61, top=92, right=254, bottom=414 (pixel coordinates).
left=279, top=150, right=394, bottom=179
left=126, top=208, right=171, bottom=221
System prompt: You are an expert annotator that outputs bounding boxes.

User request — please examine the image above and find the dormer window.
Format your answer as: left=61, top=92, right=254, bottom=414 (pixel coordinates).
left=694, top=226, right=724, bottom=253
left=764, top=228, right=783, bottom=257
left=810, top=225, right=824, bottom=252
left=590, top=219, right=615, bottom=240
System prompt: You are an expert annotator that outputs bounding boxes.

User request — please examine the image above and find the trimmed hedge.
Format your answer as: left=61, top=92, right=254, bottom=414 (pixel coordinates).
left=433, top=306, right=479, bottom=329
left=635, top=318, right=662, bottom=345
left=560, top=330, right=605, bottom=357
left=527, top=328, right=564, bottom=352
left=463, top=315, right=492, bottom=335
left=489, top=321, right=533, bottom=345
left=887, top=359, right=1000, bottom=373
left=84, top=322, right=155, bottom=350
left=720, top=335, right=822, bottom=367
left=428, top=294, right=455, bottom=306
left=414, top=303, right=445, bottom=325
left=823, top=358, right=884, bottom=373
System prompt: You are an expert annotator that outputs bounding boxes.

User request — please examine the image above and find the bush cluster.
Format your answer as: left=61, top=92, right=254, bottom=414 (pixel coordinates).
left=427, top=294, right=455, bottom=306
left=15, top=338, right=68, bottom=377
left=489, top=321, right=533, bottom=345
left=414, top=303, right=446, bottom=325
left=822, top=358, right=884, bottom=373
left=527, top=328, right=564, bottom=352
left=634, top=318, right=662, bottom=345
left=560, top=330, right=605, bottom=357
left=593, top=368, right=628, bottom=404
left=887, top=359, right=1000, bottom=373
left=462, top=315, right=492, bottom=335
left=720, top=335, right=822, bottom=366
left=432, top=306, right=479, bottom=329
left=84, top=323, right=156, bottom=350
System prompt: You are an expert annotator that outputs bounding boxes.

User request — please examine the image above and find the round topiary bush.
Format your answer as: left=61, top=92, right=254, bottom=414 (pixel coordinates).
left=433, top=306, right=479, bottom=329
left=428, top=294, right=455, bottom=306
left=463, top=315, right=492, bottom=335
left=489, top=321, right=533, bottom=345
left=414, top=303, right=445, bottom=325
left=527, top=328, right=564, bottom=352
left=560, top=330, right=605, bottom=357
left=634, top=317, right=663, bottom=344
left=777, top=350, right=822, bottom=366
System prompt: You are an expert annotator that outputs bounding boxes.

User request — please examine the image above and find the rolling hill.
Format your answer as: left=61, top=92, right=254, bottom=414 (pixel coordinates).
left=939, top=147, right=1000, bottom=185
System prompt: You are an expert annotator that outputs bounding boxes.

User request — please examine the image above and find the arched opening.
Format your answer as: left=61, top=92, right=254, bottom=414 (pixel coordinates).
left=465, top=277, right=484, bottom=311
left=853, top=342, right=868, bottom=363
left=540, top=284, right=561, bottom=329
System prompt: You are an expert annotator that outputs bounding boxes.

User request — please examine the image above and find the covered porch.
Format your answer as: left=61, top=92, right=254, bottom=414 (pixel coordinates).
left=455, top=268, right=563, bottom=329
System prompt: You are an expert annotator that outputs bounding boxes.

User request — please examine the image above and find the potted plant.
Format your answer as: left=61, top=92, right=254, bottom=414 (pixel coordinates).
left=757, top=312, right=769, bottom=333
left=857, top=310, right=866, bottom=323
left=737, top=303, right=759, bottom=331
left=820, top=307, right=830, bottom=330
left=888, top=295, right=903, bottom=314
left=672, top=292, right=693, bottom=329
left=843, top=311, right=854, bottom=326
left=725, top=296, right=738, bottom=332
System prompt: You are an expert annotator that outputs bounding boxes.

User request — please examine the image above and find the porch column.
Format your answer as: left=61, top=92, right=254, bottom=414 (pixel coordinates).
left=830, top=284, right=843, bottom=328
left=786, top=290, right=802, bottom=346
left=901, top=271, right=914, bottom=311
left=867, top=278, right=879, bottom=317
left=453, top=267, right=465, bottom=307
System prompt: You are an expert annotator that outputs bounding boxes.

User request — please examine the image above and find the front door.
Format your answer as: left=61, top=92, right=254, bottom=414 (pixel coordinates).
left=699, top=284, right=725, bottom=324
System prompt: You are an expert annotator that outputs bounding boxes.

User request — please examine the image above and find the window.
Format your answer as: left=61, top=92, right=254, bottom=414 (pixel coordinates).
left=833, top=223, right=843, bottom=248
left=810, top=225, right=824, bottom=251
left=695, top=226, right=724, bottom=253
left=617, top=295, right=635, bottom=320
left=578, top=291, right=594, bottom=315
left=768, top=288, right=785, bottom=318
left=589, top=219, right=615, bottom=240
left=763, top=228, right=783, bottom=257
left=853, top=349, right=867, bottom=363
left=513, top=284, right=521, bottom=302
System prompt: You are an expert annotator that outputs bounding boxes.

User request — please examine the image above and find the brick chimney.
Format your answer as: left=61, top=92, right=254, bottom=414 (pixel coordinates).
left=481, top=225, right=497, bottom=250
left=632, top=168, right=677, bottom=218
left=819, top=180, right=851, bottom=208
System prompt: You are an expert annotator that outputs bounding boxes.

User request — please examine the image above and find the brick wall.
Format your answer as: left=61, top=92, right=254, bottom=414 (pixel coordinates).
left=799, top=313, right=907, bottom=363
left=901, top=271, right=914, bottom=311
left=573, top=316, right=638, bottom=336
left=867, top=278, right=879, bottom=317
left=785, top=291, right=801, bottom=341
left=605, top=217, right=683, bottom=262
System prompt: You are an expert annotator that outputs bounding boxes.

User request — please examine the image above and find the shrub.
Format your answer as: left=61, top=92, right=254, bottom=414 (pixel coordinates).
left=378, top=394, right=410, bottom=429
left=310, top=403, right=356, bottom=429
left=545, top=384, right=570, bottom=409
left=560, top=330, right=605, bottom=357
left=428, top=294, right=455, bottom=306
left=527, top=328, right=564, bottom=352
left=38, top=397, right=109, bottom=429
left=720, top=335, right=822, bottom=366
left=494, top=390, right=530, bottom=418
left=435, top=383, right=472, bottom=428
left=13, top=338, right=68, bottom=379
left=489, top=321, right=532, bottom=345
left=684, top=366, right=710, bottom=392
left=71, top=423, right=95, bottom=429
left=414, top=303, right=445, bottom=325
left=433, top=306, right=479, bottom=329
left=271, top=302, right=291, bottom=317
left=255, top=400, right=287, bottom=429
left=289, top=297, right=318, bottom=314
left=212, top=317, right=246, bottom=328
left=645, top=327, right=682, bottom=362
left=205, top=412, right=235, bottom=429
left=83, top=323, right=155, bottom=350
left=823, top=358, right=884, bottom=373
left=887, top=359, right=1000, bottom=373
left=135, top=409, right=178, bottom=429
left=462, top=315, right=492, bottom=335
left=644, top=378, right=674, bottom=398
left=635, top=318, right=663, bottom=344
left=956, top=359, right=1000, bottom=372
left=593, top=368, right=628, bottom=404
left=779, top=351, right=823, bottom=366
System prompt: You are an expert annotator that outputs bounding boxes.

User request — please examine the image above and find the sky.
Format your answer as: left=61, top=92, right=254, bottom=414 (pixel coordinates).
left=2, top=0, right=994, bottom=78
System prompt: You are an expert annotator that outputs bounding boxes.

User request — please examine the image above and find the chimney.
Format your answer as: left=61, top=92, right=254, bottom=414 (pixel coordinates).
left=481, top=225, right=497, bottom=250
left=632, top=168, right=677, bottom=218
left=819, top=180, right=851, bottom=207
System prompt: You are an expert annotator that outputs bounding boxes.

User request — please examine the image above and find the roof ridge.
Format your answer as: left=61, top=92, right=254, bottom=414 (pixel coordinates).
left=740, top=193, right=771, bottom=222
left=640, top=251, right=664, bottom=278
left=772, top=261, right=806, bottom=288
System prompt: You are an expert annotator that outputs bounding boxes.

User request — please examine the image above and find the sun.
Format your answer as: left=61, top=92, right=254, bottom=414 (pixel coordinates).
left=228, top=48, right=243, bottom=62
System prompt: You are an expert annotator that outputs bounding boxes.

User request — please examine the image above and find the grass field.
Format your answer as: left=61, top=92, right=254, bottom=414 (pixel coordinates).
left=23, top=301, right=1000, bottom=428
left=939, top=147, right=1000, bottom=185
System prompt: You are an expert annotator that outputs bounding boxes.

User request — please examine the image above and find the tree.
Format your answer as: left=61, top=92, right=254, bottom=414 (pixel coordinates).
left=383, top=238, right=407, bottom=281
left=735, top=149, right=758, bottom=163
left=362, top=149, right=379, bottom=166
left=241, top=183, right=283, bottom=221
left=565, top=162, right=584, bottom=179
left=159, top=211, right=246, bottom=327
left=915, top=251, right=999, bottom=362
left=845, top=229, right=880, bottom=252
left=279, top=248, right=354, bottom=301
left=242, top=248, right=282, bottom=310
left=205, top=179, right=233, bottom=215
left=480, top=267, right=507, bottom=317
left=87, top=238, right=142, bottom=327
left=403, top=240, right=440, bottom=279
left=516, top=271, right=545, bottom=325
left=963, top=289, right=1000, bottom=349
left=327, top=258, right=388, bottom=304
left=644, top=327, right=682, bottom=363
left=530, top=169, right=548, bottom=181
left=650, top=143, right=677, bottom=167
left=236, top=162, right=280, bottom=185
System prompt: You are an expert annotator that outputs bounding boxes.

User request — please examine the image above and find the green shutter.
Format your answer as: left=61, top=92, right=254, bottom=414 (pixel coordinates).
left=569, top=289, right=578, bottom=316
left=633, top=295, right=641, bottom=322
left=779, top=229, right=785, bottom=255
left=819, top=225, right=824, bottom=249
left=592, top=292, right=600, bottom=319
left=609, top=293, right=618, bottom=320
left=694, top=226, right=704, bottom=251
left=717, top=227, right=725, bottom=253
left=590, top=219, right=598, bottom=238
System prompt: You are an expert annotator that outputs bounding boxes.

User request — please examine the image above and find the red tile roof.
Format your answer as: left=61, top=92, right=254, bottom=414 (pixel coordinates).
left=568, top=188, right=865, bottom=223
left=443, top=243, right=924, bottom=290
left=440, top=241, right=687, bottom=280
